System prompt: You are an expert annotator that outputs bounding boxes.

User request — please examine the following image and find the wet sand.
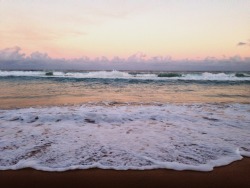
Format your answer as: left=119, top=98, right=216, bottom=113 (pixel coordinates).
left=1, top=158, right=250, bottom=188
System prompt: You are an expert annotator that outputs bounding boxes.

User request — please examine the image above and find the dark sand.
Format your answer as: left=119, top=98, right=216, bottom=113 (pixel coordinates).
left=1, top=158, right=250, bottom=188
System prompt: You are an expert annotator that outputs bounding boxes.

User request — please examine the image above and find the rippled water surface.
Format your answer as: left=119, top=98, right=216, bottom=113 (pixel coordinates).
left=0, top=70, right=249, bottom=108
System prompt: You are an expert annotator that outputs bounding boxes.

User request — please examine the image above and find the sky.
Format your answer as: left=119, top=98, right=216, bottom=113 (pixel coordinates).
left=0, top=0, right=250, bottom=70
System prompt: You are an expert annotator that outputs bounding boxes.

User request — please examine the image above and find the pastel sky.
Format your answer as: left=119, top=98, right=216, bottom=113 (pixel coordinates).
left=0, top=0, right=250, bottom=60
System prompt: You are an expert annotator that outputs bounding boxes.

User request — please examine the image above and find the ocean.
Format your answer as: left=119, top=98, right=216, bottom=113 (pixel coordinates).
left=0, top=70, right=249, bottom=171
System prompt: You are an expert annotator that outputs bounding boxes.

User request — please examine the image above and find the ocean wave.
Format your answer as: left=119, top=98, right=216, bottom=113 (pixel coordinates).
left=0, top=103, right=249, bottom=171
left=235, top=73, right=250, bottom=77
left=0, top=70, right=250, bottom=81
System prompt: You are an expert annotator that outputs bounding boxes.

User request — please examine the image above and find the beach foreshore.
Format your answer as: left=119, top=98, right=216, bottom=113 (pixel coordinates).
left=0, top=157, right=249, bottom=188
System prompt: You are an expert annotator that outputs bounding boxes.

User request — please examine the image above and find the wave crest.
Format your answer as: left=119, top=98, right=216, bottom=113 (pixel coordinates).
left=0, top=70, right=250, bottom=81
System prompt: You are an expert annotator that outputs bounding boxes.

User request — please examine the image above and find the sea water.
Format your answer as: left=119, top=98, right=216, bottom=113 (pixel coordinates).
left=0, top=70, right=249, bottom=171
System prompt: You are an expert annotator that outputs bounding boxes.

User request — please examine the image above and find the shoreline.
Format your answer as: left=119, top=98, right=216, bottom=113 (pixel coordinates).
left=1, top=101, right=250, bottom=110
left=1, top=157, right=250, bottom=188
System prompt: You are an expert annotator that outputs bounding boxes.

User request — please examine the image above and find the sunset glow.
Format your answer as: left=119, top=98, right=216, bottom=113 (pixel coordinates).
left=1, top=0, right=249, bottom=60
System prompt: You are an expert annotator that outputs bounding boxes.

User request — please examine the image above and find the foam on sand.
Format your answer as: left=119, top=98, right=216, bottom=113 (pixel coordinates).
left=0, top=103, right=249, bottom=171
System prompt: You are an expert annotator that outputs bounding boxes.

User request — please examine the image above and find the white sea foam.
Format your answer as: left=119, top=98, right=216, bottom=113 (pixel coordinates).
left=184, top=72, right=249, bottom=81
left=0, top=103, right=249, bottom=171
left=0, top=70, right=249, bottom=81
left=0, top=71, right=46, bottom=77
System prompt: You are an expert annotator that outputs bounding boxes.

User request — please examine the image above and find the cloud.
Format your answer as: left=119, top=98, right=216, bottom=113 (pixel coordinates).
left=0, top=47, right=250, bottom=71
left=237, top=39, right=250, bottom=46
left=29, top=52, right=50, bottom=60
left=127, top=52, right=147, bottom=62
left=237, top=42, right=247, bottom=46
left=0, top=46, right=25, bottom=61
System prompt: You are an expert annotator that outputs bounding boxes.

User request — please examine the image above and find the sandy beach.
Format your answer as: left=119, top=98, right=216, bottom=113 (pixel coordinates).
left=0, top=157, right=249, bottom=188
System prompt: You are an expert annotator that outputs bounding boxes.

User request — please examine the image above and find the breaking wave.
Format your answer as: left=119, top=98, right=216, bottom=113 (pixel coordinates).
left=0, top=70, right=250, bottom=81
